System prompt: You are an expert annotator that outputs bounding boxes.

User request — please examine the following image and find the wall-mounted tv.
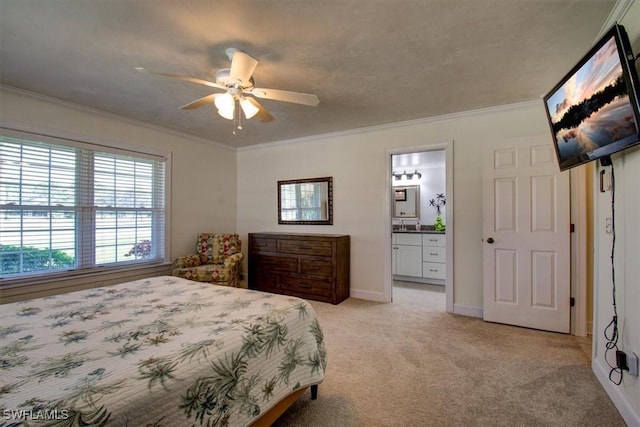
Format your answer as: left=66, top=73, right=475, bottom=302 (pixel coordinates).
left=543, top=24, right=640, bottom=171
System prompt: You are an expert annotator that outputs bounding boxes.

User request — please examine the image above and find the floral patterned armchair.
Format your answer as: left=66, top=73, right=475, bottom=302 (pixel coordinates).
left=171, top=233, right=244, bottom=287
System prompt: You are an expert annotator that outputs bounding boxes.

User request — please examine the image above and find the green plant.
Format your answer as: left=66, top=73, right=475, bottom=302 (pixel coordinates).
left=434, top=215, right=445, bottom=231
left=0, top=244, right=75, bottom=274
left=429, top=193, right=446, bottom=215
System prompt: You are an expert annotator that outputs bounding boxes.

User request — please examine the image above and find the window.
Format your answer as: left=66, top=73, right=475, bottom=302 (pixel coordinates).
left=0, top=130, right=167, bottom=280
left=280, top=182, right=327, bottom=220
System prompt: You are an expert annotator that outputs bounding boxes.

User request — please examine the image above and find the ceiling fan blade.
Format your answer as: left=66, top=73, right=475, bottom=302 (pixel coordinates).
left=244, top=97, right=274, bottom=123
left=179, top=94, right=217, bottom=110
left=250, top=87, right=319, bottom=106
left=226, top=48, right=259, bottom=85
left=135, top=67, right=226, bottom=90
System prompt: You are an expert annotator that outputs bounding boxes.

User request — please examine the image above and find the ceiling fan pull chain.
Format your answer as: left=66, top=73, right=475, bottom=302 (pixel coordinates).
left=233, top=98, right=243, bottom=134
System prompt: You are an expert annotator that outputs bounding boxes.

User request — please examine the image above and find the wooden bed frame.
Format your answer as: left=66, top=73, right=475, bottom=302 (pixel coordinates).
left=251, top=385, right=318, bottom=426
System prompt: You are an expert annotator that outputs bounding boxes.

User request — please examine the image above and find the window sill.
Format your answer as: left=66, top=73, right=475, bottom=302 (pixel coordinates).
left=0, top=262, right=173, bottom=304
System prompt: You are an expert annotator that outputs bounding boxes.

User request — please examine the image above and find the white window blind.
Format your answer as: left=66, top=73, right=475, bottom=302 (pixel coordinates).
left=0, top=132, right=166, bottom=279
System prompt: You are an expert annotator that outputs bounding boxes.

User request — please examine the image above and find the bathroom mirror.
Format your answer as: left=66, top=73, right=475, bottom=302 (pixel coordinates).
left=278, top=177, right=333, bottom=225
left=394, top=185, right=419, bottom=218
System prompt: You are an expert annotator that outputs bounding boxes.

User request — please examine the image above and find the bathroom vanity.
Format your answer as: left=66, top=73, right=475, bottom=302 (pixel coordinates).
left=392, top=230, right=446, bottom=284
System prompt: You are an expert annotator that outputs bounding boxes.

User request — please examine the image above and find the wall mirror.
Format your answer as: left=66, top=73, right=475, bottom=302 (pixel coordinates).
left=278, top=176, right=333, bottom=225
left=394, top=185, right=420, bottom=218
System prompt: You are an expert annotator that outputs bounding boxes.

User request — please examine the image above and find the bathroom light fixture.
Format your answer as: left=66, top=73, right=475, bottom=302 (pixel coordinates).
left=392, top=170, right=422, bottom=180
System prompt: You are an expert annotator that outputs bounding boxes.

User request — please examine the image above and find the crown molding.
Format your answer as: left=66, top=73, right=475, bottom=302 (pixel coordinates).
left=0, top=84, right=234, bottom=151
left=237, top=99, right=543, bottom=152
left=597, top=0, right=634, bottom=39
left=3, top=83, right=541, bottom=153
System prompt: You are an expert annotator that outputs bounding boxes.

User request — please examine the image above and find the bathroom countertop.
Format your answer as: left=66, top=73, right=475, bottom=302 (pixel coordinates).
left=392, top=229, right=445, bottom=234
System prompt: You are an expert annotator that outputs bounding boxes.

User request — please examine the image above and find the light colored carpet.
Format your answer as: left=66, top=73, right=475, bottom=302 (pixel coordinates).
left=273, top=282, right=625, bottom=426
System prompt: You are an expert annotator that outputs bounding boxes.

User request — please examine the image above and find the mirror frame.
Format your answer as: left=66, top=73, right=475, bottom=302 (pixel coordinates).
left=277, top=176, right=333, bottom=225
left=393, top=185, right=420, bottom=218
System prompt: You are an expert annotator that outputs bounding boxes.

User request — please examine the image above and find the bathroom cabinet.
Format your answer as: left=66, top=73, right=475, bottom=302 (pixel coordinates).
left=392, top=232, right=446, bottom=283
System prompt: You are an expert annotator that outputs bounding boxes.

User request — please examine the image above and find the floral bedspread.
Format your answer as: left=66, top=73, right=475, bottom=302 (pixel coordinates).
left=0, top=276, right=326, bottom=426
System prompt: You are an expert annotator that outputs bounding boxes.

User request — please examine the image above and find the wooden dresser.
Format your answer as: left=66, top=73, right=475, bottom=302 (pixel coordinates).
left=248, top=232, right=350, bottom=304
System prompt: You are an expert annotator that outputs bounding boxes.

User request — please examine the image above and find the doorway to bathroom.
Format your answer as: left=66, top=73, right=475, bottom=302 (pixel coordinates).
left=385, top=143, right=454, bottom=312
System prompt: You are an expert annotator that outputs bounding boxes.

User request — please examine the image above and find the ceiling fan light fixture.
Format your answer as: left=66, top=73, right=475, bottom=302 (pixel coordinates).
left=217, top=108, right=234, bottom=120
left=138, top=47, right=317, bottom=133
left=239, top=98, right=259, bottom=119
left=214, top=93, right=235, bottom=120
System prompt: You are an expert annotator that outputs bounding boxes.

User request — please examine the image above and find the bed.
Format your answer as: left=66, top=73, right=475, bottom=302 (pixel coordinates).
left=0, top=276, right=326, bottom=426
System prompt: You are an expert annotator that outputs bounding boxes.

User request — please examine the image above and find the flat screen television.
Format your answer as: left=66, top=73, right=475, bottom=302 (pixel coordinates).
left=543, top=23, right=640, bottom=171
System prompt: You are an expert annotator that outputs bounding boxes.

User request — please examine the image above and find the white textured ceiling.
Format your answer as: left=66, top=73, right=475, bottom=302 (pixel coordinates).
left=0, top=0, right=618, bottom=148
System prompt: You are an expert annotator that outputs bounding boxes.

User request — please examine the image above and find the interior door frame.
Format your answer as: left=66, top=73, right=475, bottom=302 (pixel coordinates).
left=383, top=141, right=454, bottom=313
left=570, top=164, right=592, bottom=337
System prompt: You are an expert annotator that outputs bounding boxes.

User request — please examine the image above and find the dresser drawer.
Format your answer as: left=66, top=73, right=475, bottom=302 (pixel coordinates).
left=278, top=239, right=333, bottom=256
left=422, top=234, right=445, bottom=247
left=300, top=258, right=332, bottom=277
left=251, top=272, right=276, bottom=291
left=278, top=275, right=333, bottom=297
left=253, top=255, right=297, bottom=273
left=251, top=237, right=277, bottom=253
left=422, top=246, right=446, bottom=263
left=423, top=262, right=446, bottom=280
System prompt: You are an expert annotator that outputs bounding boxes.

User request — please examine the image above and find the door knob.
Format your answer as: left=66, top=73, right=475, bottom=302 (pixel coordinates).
left=486, top=237, right=495, bottom=244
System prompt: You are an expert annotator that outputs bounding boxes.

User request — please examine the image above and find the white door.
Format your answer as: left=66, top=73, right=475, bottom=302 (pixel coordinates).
left=483, top=139, right=570, bottom=333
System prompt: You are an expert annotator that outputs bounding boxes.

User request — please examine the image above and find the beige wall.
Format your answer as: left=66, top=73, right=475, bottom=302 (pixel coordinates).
left=237, top=100, right=552, bottom=309
left=3, top=8, right=638, bottom=415
left=592, top=1, right=640, bottom=422
left=0, top=87, right=238, bottom=293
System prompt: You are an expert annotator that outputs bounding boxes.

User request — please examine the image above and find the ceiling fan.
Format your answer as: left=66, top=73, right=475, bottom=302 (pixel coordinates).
left=136, top=48, right=319, bottom=131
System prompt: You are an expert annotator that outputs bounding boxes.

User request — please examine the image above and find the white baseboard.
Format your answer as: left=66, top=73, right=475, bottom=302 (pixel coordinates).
left=393, top=275, right=445, bottom=286
left=350, top=288, right=389, bottom=302
left=593, top=357, right=640, bottom=426
left=453, top=304, right=483, bottom=318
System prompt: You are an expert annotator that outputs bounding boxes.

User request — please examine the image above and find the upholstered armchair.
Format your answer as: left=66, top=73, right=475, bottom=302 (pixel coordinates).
left=172, top=233, right=244, bottom=287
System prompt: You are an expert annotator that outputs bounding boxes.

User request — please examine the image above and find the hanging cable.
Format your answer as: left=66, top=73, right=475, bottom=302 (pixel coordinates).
left=603, top=162, right=622, bottom=385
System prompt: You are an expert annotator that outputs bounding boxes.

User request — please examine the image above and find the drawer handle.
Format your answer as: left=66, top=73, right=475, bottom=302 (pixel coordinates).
left=429, top=269, right=438, bottom=272
left=299, top=246, right=313, bottom=250
left=429, top=252, right=438, bottom=256
left=299, top=285, right=312, bottom=289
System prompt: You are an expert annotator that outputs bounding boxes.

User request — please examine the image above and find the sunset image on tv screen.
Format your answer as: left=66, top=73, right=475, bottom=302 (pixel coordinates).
left=545, top=36, right=638, bottom=168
